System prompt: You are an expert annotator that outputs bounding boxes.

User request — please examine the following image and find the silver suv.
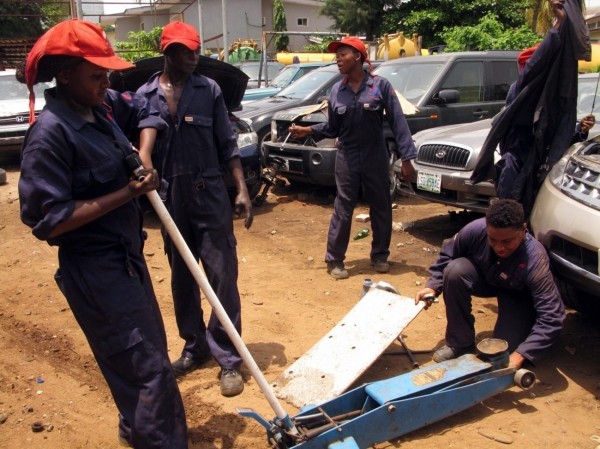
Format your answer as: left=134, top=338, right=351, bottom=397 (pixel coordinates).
left=530, top=137, right=600, bottom=316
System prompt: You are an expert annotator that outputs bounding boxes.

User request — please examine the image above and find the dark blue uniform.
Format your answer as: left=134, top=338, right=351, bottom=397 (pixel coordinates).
left=136, top=73, right=243, bottom=369
left=426, top=218, right=564, bottom=364
left=18, top=89, right=187, bottom=448
left=311, top=72, right=416, bottom=264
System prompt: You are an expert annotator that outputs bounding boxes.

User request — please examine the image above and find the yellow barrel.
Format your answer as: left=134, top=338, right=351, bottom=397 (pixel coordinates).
left=578, top=43, right=600, bottom=72
left=377, top=32, right=417, bottom=60
left=276, top=52, right=336, bottom=65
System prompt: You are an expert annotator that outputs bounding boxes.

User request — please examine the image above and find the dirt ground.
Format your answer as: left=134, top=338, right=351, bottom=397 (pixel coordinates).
left=1, top=164, right=599, bottom=449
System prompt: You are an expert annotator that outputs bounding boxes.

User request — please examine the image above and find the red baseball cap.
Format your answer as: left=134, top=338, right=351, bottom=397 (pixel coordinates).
left=327, top=36, right=371, bottom=70
left=25, top=19, right=134, bottom=122
left=161, top=21, right=201, bottom=52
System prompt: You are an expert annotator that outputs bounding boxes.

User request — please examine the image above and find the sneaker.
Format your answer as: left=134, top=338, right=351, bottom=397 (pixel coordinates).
left=220, top=368, right=244, bottom=397
left=372, top=260, right=390, bottom=273
left=432, top=344, right=476, bottom=363
left=327, top=261, right=349, bottom=280
left=172, top=355, right=211, bottom=378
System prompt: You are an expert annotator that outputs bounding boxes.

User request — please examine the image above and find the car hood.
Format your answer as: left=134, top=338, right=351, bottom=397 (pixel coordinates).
left=413, top=118, right=494, bottom=149
left=108, top=56, right=249, bottom=111
left=236, top=96, right=298, bottom=118
left=0, top=98, right=46, bottom=117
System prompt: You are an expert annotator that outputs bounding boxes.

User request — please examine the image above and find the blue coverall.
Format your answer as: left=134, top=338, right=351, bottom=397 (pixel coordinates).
left=18, top=89, right=188, bottom=448
left=426, top=218, right=565, bottom=364
left=137, top=73, right=243, bottom=369
left=311, top=71, right=416, bottom=264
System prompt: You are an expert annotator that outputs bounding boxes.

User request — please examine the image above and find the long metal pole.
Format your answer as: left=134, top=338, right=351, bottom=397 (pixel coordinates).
left=221, top=0, right=228, bottom=62
left=144, top=189, right=297, bottom=434
left=75, top=0, right=83, bottom=19
left=197, top=0, right=204, bottom=51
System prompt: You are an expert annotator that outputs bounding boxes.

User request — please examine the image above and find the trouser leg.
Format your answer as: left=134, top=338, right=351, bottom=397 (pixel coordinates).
left=496, top=151, right=523, bottom=199
left=442, top=257, right=496, bottom=348
left=362, top=167, right=392, bottom=262
left=199, top=229, right=243, bottom=369
left=494, top=290, right=536, bottom=353
left=326, top=152, right=360, bottom=263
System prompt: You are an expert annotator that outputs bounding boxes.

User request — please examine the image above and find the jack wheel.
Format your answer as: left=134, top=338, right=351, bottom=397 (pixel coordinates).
left=514, top=369, right=536, bottom=390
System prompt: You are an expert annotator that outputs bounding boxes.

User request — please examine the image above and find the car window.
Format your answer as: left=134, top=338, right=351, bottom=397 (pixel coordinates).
left=0, top=76, right=52, bottom=100
left=439, top=61, right=483, bottom=103
left=374, top=62, right=445, bottom=103
left=275, top=69, right=338, bottom=100
left=490, top=61, right=518, bottom=101
left=238, top=63, right=283, bottom=80
left=577, top=75, right=600, bottom=117
left=270, top=65, right=296, bottom=88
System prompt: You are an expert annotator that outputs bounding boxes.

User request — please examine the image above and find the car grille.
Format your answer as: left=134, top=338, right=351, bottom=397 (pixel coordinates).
left=560, top=143, right=600, bottom=211
left=549, top=235, right=599, bottom=278
left=417, top=143, right=470, bottom=169
left=274, top=119, right=317, bottom=146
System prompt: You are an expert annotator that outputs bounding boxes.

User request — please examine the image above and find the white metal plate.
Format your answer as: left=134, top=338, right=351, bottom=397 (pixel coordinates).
left=417, top=170, right=442, bottom=193
left=271, top=289, right=424, bottom=408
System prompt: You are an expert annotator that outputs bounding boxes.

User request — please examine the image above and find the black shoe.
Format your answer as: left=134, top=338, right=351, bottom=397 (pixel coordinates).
left=432, top=344, right=476, bottom=363
left=220, top=368, right=244, bottom=397
left=172, top=355, right=211, bottom=378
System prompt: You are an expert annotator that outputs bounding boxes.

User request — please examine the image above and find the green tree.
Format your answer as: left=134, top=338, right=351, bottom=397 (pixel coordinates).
left=382, top=0, right=534, bottom=49
left=114, top=27, right=163, bottom=62
left=321, top=0, right=386, bottom=41
left=273, top=0, right=289, bottom=52
left=442, top=13, right=541, bottom=52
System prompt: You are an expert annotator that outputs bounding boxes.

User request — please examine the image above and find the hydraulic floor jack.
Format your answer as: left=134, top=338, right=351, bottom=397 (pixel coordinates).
left=238, top=338, right=535, bottom=449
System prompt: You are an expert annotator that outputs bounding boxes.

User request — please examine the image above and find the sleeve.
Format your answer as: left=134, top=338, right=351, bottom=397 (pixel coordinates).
left=18, top=123, right=76, bottom=242
left=518, top=29, right=561, bottom=92
left=381, top=78, right=417, bottom=161
left=514, top=244, right=565, bottom=364
left=311, top=85, right=341, bottom=141
left=104, top=90, right=168, bottom=143
left=211, top=82, right=240, bottom=163
left=571, top=121, right=588, bottom=144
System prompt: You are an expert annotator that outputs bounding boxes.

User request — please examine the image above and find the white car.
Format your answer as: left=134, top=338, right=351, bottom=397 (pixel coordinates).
left=0, top=69, right=53, bottom=155
left=530, top=136, right=600, bottom=315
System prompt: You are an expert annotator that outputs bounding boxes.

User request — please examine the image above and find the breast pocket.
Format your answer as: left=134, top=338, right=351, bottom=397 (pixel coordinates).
left=182, top=115, right=214, bottom=148
left=72, top=157, right=118, bottom=198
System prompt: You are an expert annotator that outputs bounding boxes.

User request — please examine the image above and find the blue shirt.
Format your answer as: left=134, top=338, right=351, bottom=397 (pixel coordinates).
left=426, top=218, right=565, bottom=363
left=311, top=71, right=416, bottom=169
left=19, top=88, right=152, bottom=251
left=136, top=72, right=240, bottom=180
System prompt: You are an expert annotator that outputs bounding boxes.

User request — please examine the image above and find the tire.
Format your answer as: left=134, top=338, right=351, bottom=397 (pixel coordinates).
left=0, top=168, right=6, bottom=186
left=387, top=144, right=399, bottom=200
left=257, top=128, right=272, bottom=167
left=555, top=277, right=600, bottom=317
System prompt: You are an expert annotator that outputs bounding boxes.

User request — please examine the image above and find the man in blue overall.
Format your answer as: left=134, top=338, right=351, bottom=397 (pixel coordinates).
left=415, top=199, right=565, bottom=369
left=290, top=36, right=416, bottom=280
left=136, top=21, right=253, bottom=396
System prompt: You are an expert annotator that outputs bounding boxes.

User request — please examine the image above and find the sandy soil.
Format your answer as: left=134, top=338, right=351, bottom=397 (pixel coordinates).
left=1, top=165, right=599, bottom=449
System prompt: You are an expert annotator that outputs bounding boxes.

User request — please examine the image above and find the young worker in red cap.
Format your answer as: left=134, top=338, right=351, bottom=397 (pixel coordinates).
left=136, top=21, right=253, bottom=396
left=18, top=19, right=188, bottom=449
left=290, top=36, right=416, bottom=280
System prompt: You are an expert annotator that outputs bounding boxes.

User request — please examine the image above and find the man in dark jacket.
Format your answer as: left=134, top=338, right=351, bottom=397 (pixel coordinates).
left=415, top=199, right=564, bottom=369
left=471, top=0, right=591, bottom=215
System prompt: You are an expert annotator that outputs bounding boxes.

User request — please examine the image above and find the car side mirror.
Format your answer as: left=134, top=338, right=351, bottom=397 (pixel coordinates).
left=433, top=89, right=460, bottom=104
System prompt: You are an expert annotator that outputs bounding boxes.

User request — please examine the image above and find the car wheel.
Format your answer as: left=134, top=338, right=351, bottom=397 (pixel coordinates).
left=0, top=168, right=6, bottom=185
left=257, top=128, right=272, bottom=167
left=555, top=277, right=600, bottom=317
left=388, top=146, right=399, bottom=200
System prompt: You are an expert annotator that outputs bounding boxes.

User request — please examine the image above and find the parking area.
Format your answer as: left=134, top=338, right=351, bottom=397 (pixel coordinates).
left=1, top=166, right=599, bottom=449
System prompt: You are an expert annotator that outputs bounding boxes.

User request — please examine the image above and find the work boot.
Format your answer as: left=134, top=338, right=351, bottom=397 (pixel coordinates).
left=220, top=368, right=244, bottom=397
left=327, top=261, right=349, bottom=280
left=432, top=344, right=476, bottom=363
left=372, top=260, right=390, bottom=273
left=172, top=355, right=211, bottom=378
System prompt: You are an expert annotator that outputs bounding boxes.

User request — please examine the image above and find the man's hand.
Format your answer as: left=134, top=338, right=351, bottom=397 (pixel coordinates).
left=415, top=287, right=437, bottom=310
left=580, top=114, right=596, bottom=133
left=509, top=351, right=526, bottom=369
left=400, top=159, right=416, bottom=181
left=552, top=0, right=565, bottom=29
left=234, top=191, right=254, bottom=229
left=128, top=168, right=159, bottom=197
left=289, top=124, right=312, bottom=139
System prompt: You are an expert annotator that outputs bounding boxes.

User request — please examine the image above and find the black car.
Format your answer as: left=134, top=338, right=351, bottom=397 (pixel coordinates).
left=109, top=56, right=262, bottom=199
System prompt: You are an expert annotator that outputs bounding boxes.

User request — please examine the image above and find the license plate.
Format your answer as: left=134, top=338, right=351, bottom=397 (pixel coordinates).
left=417, top=171, right=442, bottom=193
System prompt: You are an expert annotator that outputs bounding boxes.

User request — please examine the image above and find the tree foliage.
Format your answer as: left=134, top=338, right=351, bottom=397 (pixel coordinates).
left=442, top=13, right=541, bottom=52
left=273, top=0, right=289, bottom=52
left=114, top=27, right=163, bottom=62
left=321, top=0, right=387, bottom=41
left=0, top=0, right=69, bottom=38
left=382, top=0, right=535, bottom=48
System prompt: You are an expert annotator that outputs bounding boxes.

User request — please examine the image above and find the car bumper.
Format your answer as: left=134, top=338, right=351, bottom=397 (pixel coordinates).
left=264, top=141, right=337, bottom=186
left=395, top=163, right=496, bottom=213
left=531, top=177, right=600, bottom=296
